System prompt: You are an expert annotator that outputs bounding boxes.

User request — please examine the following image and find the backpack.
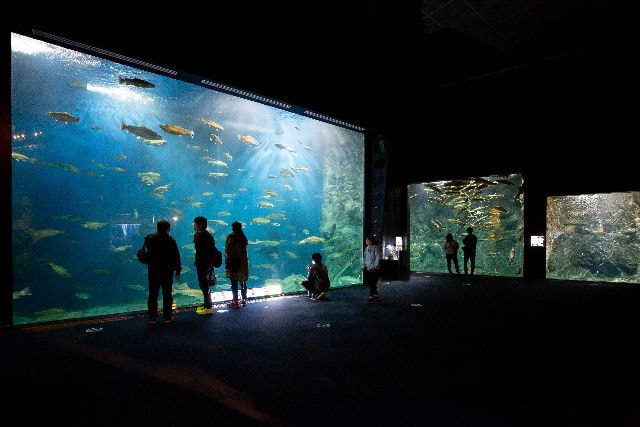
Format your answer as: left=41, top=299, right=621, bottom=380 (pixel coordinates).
left=210, top=246, right=223, bottom=269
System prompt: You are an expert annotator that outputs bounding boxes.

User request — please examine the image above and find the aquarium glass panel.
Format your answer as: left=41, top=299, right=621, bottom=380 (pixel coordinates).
left=546, top=192, right=640, bottom=283
left=409, top=174, right=524, bottom=276
left=11, top=33, right=364, bottom=325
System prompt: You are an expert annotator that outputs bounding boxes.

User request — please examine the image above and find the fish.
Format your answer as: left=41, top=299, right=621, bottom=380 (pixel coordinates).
left=191, top=201, right=206, bottom=208
left=209, top=134, right=223, bottom=145
left=208, top=159, right=228, bottom=167
left=272, top=222, right=281, bottom=227
left=264, top=190, right=279, bottom=198
left=141, top=139, right=167, bottom=146
left=112, top=154, right=127, bottom=159
left=48, top=261, right=71, bottom=278
left=268, top=175, right=279, bottom=179
left=275, top=143, right=286, bottom=150
left=30, top=229, right=65, bottom=241
left=283, top=184, right=293, bottom=191
left=285, top=251, right=298, bottom=259
left=126, top=284, right=145, bottom=291
left=152, top=184, right=171, bottom=199
left=93, top=268, right=111, bottom=275
left=251, top=217, right=271, bottom=224
left=508, top=248, right=516, bottom=265
left=11, top=152, right=37, bottom=163
left=237, top=134, right=259, bottom=146
left=258, top=202, right=275, bottom=208
left=118, top=76, right=155, bottom=88
left=221, top=193, right=235, bottom=198
left=111, top=245, right=132, bottom=253
left=203, top=192, right=214, bottom=196
left=238, top=187, right=248, bottom=192
left=138, top=172, right=161, bottom=185
left=12, top=287, right=31, bottom=300
left=173, top=283, right=203, bottom=298
left=200, top=118, right=224, bottom=131
left=75, top=292, right=92, bottom=300
left=182, top=243, right=196, bottom=250
left=302, top=229, right=310, bottom=235
left=266, top=213, right=286, bottom=220
left=292, top=167, right=309, bottom=173
left=447, top=219, right=466, bottom=225
left=328, top=253, right=344, bottom=260
left=294, top=126, right=300, bottom=130
left=81, top=221, right=108, bottom=229
left=285, top=146, right=296, bottom=153
left=237, top=168, right=247, bottom=173
left=120, top=122, right=163, bottom=140
left=250, top=240, right=280, bottom=247
left=47, top=112, right=79, bottom=123
left=188, top=145, right=208, bottom=152
left=112, top=167, right=126, bottom=173
left=160, top=124, right=194, bottom=137
left=209, top=172, right=228, bottom=177
left=217, top=211, right=231, bottom=216
left=299, top=236, right=325, bottom=244
left=40, top=161, right=80, bottom=173
left=223, top=152, right=233, bottom=161
left=210, top=220, right=228, bottom=226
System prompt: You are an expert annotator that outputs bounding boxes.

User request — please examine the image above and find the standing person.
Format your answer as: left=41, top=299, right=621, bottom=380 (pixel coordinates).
left=302, top=253, right=330, bottom=300
left=362, top=236, right=381, bottom=304
left=225, top=221, right=249, bottom=307
left=141, top=220, right=181, bottom=324
left=194, top=216, right=215, bottom=315
left=462, top=227, right=478, bottom=275
left=444, top=233, right=460, bottom=274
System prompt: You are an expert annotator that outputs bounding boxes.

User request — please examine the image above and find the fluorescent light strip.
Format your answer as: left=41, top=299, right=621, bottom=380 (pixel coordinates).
left=32, top=30, right=178, bottom=76
left=201, top=79, right=291, bottom=109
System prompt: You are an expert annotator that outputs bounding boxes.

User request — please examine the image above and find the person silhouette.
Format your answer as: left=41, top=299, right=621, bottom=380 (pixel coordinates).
left=141, top=220, right=181, bottom=324
left=225, top=221, right=249, bottom=307
left=363, top=236, right=381, bottom=303
left=444, top=233, right=460, bottom=274
left=462, top=227, right=478, bottom=275
left=193, top=216, right=216, bottom=315
left=302, top=253, right=330, bottom=300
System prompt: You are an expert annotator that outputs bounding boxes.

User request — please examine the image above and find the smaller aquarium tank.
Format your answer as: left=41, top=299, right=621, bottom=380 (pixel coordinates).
left=409, top=173, right=524, bottom=276
left=546, top=192, right=640, bottom=283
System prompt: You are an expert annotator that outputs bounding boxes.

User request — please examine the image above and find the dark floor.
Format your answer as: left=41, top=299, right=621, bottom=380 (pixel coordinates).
left=2, top=274, right=640, bottom=426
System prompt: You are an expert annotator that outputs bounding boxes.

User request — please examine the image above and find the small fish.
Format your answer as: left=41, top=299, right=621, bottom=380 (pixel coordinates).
left=209, top=172, right=228, bottom=177
left=191, top=201, right=206, bottom=208
left=48, top=261, right=71, bottom=278
left=302, top=229, right=309, bottom=235
left=267, top=175, right=279, bottom=179
left=138, top=172, right=161, bottom=185
left=81, top=221, right=108, bottom=229
left=141, top=139, right=167, bottom=146
left=93, top=268, right=111, bottom=275
left=238, top=187, right=248, bottom=192
left=160, top=124, right=194, bottom=137
left=304, top=145, right=312, bottom=151
left=53, top=214, right=83, bottom=222
left=508, top=247, right=516, bottom=265
left=203, top=192, right=214, bottom=196
left=217, top=211, right=231, bottom=216
left=237, top=168, right=247, bottom=173
left=275, top=143, right=286, bottom=150
left=120, top=122, right=162, bottom=140
left=284, top=184, right=293, bottom=191
left=210, top=220, right=228, bottom=226
left=126, top=284, right=145, bottom=291
left=75, top=292, right=92, bottom=300
left=237, top=134, right=259, bottom=146
left=221, top=193, right=235, bottom=198
left=258, top=202, right=275, bottom=208
left=188, top=145, right=208, bottom=152
left=292, top=167, right=309, bottom=173
left=251, top=217, right=271, bottom=224
left=47, top=112, right=79, bottom=123
left=118, top=76, right=155, bottom=88
left=209, top=133, right=223, bottom=145
left=272, top=222, right=281, bottom=227
left=285, top=251, right=298, bottom=259
left=264, top=190, right=278, bottom=198
left=30, top=229, right=65, bottom=241
left=12, top=287, right=31, bottom=300
left=112, top=167, right=126, bottom=173
left=112, top=245, right=132, bottom=253
left=112, top=154, right=127, bottom=159
left=223, top=152, right=233, bottom=161
left=266, top=213, right=286, bottom=220
left=431, top=219, right=443, bottom=230
left=285, top=146, right=296, bottom=153
left=299, top=236, right=325, bottom=244
left=208, top=159, right=228, bottom=167
left=200, top=118, right=224, bottom=131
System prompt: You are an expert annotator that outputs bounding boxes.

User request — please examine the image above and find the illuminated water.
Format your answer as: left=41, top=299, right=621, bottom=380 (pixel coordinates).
left=409, top=174, right=524, bottom=276
left=547, top=192, right=640, bottom=283
left=11, top=34, right=364, bottom=325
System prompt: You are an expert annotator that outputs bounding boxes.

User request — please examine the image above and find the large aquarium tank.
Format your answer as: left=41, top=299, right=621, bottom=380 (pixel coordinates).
left=547, top=192, right=640, bottom=283
left=409, top=173, right=524, bottom=276
left=10, top=33, right=364, bottom=325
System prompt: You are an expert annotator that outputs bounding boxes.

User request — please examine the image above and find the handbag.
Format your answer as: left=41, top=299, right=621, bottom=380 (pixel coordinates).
left=206, top=267, right=216, bottom=287
left=136, top=237, right=150, bottom=265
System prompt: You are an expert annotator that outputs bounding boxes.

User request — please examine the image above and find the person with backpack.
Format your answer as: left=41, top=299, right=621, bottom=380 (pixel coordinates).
left=444, top=233, right=460, bottom=274
left=302, top=253, right=330, bottom=300
left=193, top=216, right=217, bottom=315
left=225, top=221, right=249, bottom=307
left=138, top=220, right=181, bottom=324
